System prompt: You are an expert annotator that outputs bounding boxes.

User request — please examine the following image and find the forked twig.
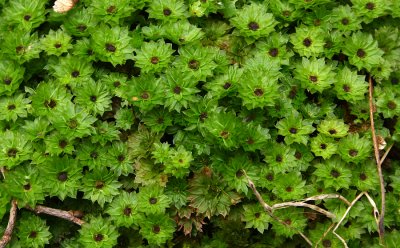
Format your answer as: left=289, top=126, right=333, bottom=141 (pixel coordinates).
left=301, top=194, right=351, bottom=206
left=246, top=172, right=320, bottom=246
left=332, top=191, right=380, bottom=248
left=27, top=205, right=85, bottom=226
left=369, top=75, right=386, bottom=243
left=315, top=223, right=335, bottom=248
left=272, top=202, right=335, bottom=219
left=0, top=200, right=18, bottom=248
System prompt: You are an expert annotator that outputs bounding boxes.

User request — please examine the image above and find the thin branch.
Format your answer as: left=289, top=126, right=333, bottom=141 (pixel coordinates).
left=272, top=202, right=335, bottom=219
left=0, top=167, right=5, bottom=179
left=379, top=143, right=394, bottom=166
left=0, top=200, right=18, bottom=248
left=369, top=75, right=385, bottom=243
left=245, top=175, right=272, bottom=212
left=302, top=194, right=351, bottom=206
left=27, top=205, right=85, bottom=226
left=245, top=172, right=313, bottom=246
left=315, top=223, right=335, bottom=248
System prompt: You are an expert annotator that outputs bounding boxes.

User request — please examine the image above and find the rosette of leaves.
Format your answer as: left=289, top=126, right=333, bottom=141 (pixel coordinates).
left=294, top=57, right=336, bottom=93
left=302, top=7, right=332, bottom=31
left=98, top=72, right=128, bottom=98
left=40, top=28, right=73, bottom=56
left=137, top=184, right=172, bottom=214
left=182, top=95, right=218, bottom=130
left=72, top=38, right=97, bottom=62
left=0, top=130, right=32, bottom=169
left=188, top=167, right=241, bottom=218
left=91, top=24, right=134, bottom=66
left=291, top=143, right=314, bottom=171
left=152, top=142, right=172, bottom=164
left=308, top=222, right=342, bottom=248
left=22, top=117, right=52, bottom=142
left=323, top=30, right=346, bottom=59
left=81, top=167, right=122, bottom=207
left=173, top=44, right=217, bottom=81
left=0, top=93, right=30, bottom=122
left=334, top=66, right=368, bottom=103
left=44, top=131, right=75, bottom=156
left=76, top=141, right=108, bottom=170
left=313, top=156, right=352, bottom=190
left=74, top=79, right=112, bottom=115
left=63, top=7, right=98, bottom=37
left=188, top=0, right=221, bottom=17
left=242, top=203, right=271, bottom=234
left=163, top=69, right=200, bottom=112
left=46, top=55, right=94, bottom=87
left=163, top=20, right=204, bottom=45
left=342, top=31, right=384, bottom=71
left=3, top=165, right=45, bottom=207
left=276, top=109, right=315, bottom=145
left=310, top=134, right=338, bottom=159
left=290, top=25, right=325, bottom=57
left=163, top=146, right=193, bottom=178
left=106, top=191, right=142, bottom=227
left=107, top=141, right=134, bottom=176
left=89, top=0, right=134, bottom=24
left=203, top=111, right=242, bottom=149
left=0, top=0, right=47, bottom=31
left=271, top=208, right=307, bottom=238
left=134, top=39, right=174, bottom=73
left=138, top=213, right=176, bottom=246
left=141, top=106, right=173, bottom=133
left=125, top=73, right=165, bottom=112
left=273, top=171, right=306, bottom=201
left=147, top=0, right=188, bottom=22
left=262, top=141, right=297, bottom=174
left=330, top=5, right=362, bottom=32
left=90, top=121, right=120, bottom=145
left=352, top=160, right=379, bottom=191
left=165, top=177, right=188, bottom=209
left=115, top=107, right=135, bottom=130
left=351, top=0, right=388, bottom=23
left=205, top=65, right=242, bottom=99
left=237, top=61, right=281, bottom=110
left=39, top=156, right=82, bottom=200
left=318, top=117, right=349, bottom=138
left=219, top=154, right=259, bottom=195
left=51, top=104, right=96, bottom=139
left=253, top=33, right=294, bottom=66
left=28, top=80, right=73, bottom=118
left=375, top=85, right=400, bottom=118
left=1, top=29, right=41, bottom=64
left=241, top=124, right=271, bottom=152
left=16, top=212, right=52, bottom=248
left=269, top=0, right=303, bottom=23
left=0, top=59, right=25, bottom=96
left=338, top=133, right=372, bottom=163
left=230, top=3, right=278, bottom=44
left=78, top=216, right=119, bottom=248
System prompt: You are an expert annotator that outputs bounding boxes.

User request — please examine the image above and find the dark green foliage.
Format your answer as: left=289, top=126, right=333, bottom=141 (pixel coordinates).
left=1, top=0, right=400, bottom=247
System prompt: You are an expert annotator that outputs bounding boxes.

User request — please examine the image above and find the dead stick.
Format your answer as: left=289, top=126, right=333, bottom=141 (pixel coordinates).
left=379, top=143, right=394, bottom=166
left=302, top=194, right=351, bottom=206
left=245, top=173, right=313, bottom=246
left=27, top=205, right=85, bottom=226
left=272, top=202, right=335, bottom=219
left=0, top=200, right=18, bottom=248
left=369, top=75, right=385, bottom=243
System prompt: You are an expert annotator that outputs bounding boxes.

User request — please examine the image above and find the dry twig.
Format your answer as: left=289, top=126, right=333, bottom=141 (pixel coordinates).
left=0, top=200, right=18, bottom=248
left=246, top=173, right=315, bottom=246
left=368, top=75, right=386, bottom=243
left=27, top=205, right=85, bottom=226
left=272, top=202, right=335, bottom=219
